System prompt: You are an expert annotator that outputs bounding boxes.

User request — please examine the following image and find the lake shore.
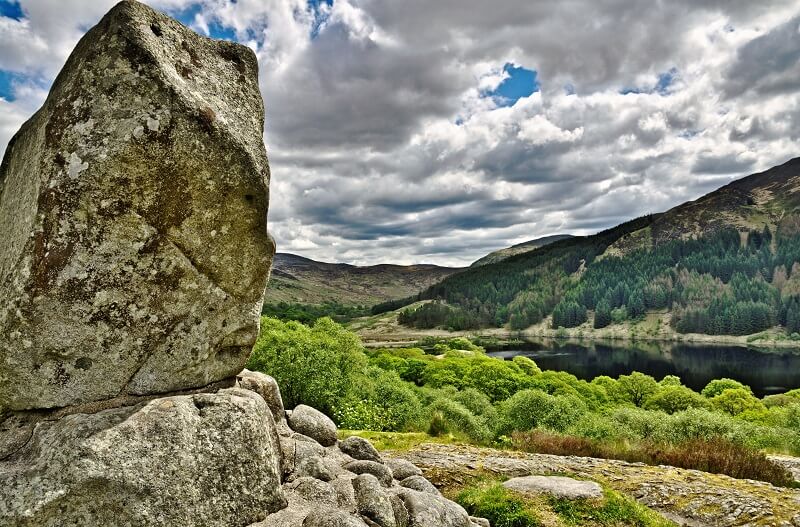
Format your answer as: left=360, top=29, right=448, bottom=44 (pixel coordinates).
left=352, top=308, right=800, bottom=352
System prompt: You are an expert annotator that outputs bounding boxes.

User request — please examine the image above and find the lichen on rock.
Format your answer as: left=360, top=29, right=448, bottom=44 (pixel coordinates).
left=0, top=0, right=274, bottom=411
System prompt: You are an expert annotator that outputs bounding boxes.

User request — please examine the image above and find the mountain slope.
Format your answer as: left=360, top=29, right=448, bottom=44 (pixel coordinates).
left=265, top=253, right=461, bottom=305
left=470, top=234, right=574, bottom=267
left=607, top=156, right=800, bottom=256
left=395, top=157, right=800, bottom=336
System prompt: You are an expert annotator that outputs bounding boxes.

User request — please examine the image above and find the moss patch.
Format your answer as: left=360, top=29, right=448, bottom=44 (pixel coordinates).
left=452, top=478, right=675, bottom=527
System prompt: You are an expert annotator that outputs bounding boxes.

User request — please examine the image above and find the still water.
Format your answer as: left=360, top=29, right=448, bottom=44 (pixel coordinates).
left=486, top=339, right=800, bottom=397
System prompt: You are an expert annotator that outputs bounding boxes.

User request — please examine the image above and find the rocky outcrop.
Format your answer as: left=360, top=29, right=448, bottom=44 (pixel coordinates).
left=253, top=402, right=488, bottom=527
left=1, top=370, right=488, bottom=527
left=0, top=387, right=286, bottom=526
left=0, top=0, right=274, bottom=411
left=396, top=443, right=800, bottom=527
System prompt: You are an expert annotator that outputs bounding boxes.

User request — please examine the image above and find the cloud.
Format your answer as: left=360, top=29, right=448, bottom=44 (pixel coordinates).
left=1, top=0, right=799, bottom=266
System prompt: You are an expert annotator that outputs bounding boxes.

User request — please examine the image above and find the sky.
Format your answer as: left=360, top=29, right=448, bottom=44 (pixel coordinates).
left=1, top=1, right=800, bottom=267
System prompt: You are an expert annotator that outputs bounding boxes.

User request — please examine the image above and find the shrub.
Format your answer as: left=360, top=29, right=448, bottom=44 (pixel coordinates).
left=540, top=395, right=587, bottom=432
left=248, top=317, right=366, bottom=415
left=512, top=355, right=542, bottom=376
left=659, top=375, right=682, bottom=387
left=498, top=389, right=557, bottom=435
left=463, top=358, right=528, bottom=402
left=427, top=398, right=492, bottom=443
left=645, top=386, right=708, bottom=414
left=452, top=388, right=499, bottom=425
left=711, top=388, right=767, bottom=416
left=611, top=407, right=667, bottom=441
left=614, top=372, right=659, bottom=407
left=567, top=413, right=623, bottom=442
left=701, top=378, right=751, bottom=398
left=337, top=369, right=423, bottom=431
left=654, top=437, right=794, bottom=487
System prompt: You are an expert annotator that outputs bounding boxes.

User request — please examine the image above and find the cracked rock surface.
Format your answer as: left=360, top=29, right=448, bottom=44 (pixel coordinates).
left=395, top=443, right=800, bottom=527
left=0, top=0, right=274, bottom=411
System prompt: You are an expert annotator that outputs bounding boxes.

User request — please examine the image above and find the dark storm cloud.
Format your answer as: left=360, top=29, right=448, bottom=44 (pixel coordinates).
left=723, top=14, right=800, bottom=98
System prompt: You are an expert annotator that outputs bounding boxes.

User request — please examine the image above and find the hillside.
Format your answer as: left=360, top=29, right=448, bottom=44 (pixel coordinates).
left=471, top=234, right=574, bottom=267
left=607, top=156, right=800, bottom=255
left=391, top=157, right=800, bottom=337
left=265, top=253, right=460, bottom=305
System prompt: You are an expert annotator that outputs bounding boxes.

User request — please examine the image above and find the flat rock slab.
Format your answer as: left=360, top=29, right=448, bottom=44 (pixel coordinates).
left=397, top=444, right=800, bottom=527
left=503, top=475, right=602, bottom=499
left=0, top=0, right=273, bottom=410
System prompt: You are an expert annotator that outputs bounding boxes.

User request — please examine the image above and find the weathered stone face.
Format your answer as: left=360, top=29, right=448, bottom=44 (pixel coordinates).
left=0, top=388, right=286, bottom=526
left=0, top=0, right=274, bottom=410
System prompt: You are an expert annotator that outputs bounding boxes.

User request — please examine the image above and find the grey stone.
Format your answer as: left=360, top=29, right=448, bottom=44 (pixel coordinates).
left=340, top=435, right=382, bottom=462
left=333, top=475, right=358, bottom=513
left=503, top=475, right=603, bottom=500
left=0, top=389, right=285, bottom=526
left=469, top=517, right=490, bottom=527
left=0, top=0, right=274, bottom=411
left=394, top=488, right=471, bottom=527
left=352, top=473, right=396, bottom=527
left=400, top=475, right=440, bottom=495
left=290, top=477, right=338, bottom=506
left=390, top=494, right=410, bottom=527
left=238, top=369, right=285, bottom=422
left=303, top=509, right=370, bottom=527
left=385, top=459, right=422, bottom=481
left=281, top=432, right=326, bottom=479
left=296, top=455, right=335, bottom=482
left=290, top=405, right=338, bottom=446
left=345, top=460, right=394, bottom=487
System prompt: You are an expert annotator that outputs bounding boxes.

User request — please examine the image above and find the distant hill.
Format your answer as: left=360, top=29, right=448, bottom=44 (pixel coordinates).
left=471, top=234, right=574, bottom=267
left=265, top=253, right=461, bottom=306
left=393, top=157, right=800, bottom=337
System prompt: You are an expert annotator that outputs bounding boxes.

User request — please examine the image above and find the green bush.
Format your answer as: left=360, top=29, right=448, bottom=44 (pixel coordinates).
left=711, top=388, right=767, bottom=416
left=335, top=368, right=423, bottom=431
left=701, top=378, right=751, bottom=398
left=427, top=398, right=493, bottom=443
left=567, top=413, right=623, bottom=442
left=512, top=355, right=542, bottom=376
left=645, top=385, right=708, bottom=414
left=498, top=389, right=555, bottom=435
left=463, top=357, right=529, bottom=402
left=614, top=372, right=659, bottom=407
left=248, top=317, right=366, bottom=416
left=452, top=387, right=499, bottom=426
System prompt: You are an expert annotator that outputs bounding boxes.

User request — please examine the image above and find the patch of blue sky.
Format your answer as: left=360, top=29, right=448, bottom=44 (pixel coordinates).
left=308, top=0, right=333, bottom=38
left=482, top=63, right=540, bottom=107
left=621, top=67, right=678, bottom=96
left=0, top=1, right=23, bottom=20
left=170, top=3, right=239, bottom=41
left=0, top=70, right=25, bottom=101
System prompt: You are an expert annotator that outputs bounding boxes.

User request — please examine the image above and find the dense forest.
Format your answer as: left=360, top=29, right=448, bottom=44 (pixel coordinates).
left=388, top=220, right=800, bottom=336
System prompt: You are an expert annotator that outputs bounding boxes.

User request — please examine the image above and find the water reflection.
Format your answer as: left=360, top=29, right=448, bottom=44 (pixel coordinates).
left=486, top=339, right=800, bottom=397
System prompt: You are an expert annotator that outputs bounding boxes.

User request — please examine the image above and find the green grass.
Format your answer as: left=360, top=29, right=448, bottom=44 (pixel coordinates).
left=549, top=489, right=672, bottom=526
left=338, top=430, right=462, bottom=451
left=453, top=479, right=675, bottom=527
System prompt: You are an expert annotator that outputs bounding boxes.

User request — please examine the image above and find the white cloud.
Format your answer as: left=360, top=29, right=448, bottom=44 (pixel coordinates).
left=1, top=0, right=800, bottom=266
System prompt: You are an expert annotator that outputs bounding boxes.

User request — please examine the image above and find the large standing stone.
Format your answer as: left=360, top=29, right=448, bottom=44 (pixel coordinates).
left=0, top=0, right=274, bottom=410
left=0, top=388, right=286, bottom=526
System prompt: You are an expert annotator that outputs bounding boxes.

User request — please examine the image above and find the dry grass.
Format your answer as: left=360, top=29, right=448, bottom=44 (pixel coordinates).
left=512, top=430, right=795, bottom=487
